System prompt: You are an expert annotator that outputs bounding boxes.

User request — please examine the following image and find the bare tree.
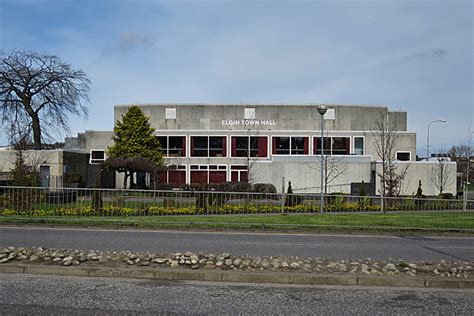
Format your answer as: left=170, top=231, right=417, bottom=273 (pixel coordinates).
left=371, top=111, right=409, bottom=197
left=308, top=155, right=347, bottom=193
left=431, top=157, right=454, bottom=196
left=242, top=126, right=264, bottom=184
left=0, top=50, right=90, bottom=149
left=450, top=129, right=473, bottom=188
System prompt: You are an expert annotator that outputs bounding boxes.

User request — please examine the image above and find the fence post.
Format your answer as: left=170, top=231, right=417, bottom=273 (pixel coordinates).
left=281, top=177, right=285, bottom=214
left=463, top=183, right=467, bottom=212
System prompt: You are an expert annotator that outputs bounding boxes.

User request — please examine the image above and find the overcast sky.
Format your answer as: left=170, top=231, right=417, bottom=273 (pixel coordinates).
left=1, top=0, right=472, bottom=155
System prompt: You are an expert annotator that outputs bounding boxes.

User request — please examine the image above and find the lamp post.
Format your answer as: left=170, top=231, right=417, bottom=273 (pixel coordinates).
left=427, top=119, right=447, bottom=159
left=317, top=105, right=328, bottom=213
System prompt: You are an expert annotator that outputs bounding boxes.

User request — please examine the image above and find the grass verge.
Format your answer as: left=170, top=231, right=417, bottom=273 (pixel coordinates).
left=1, top=211, right=473, bottom=234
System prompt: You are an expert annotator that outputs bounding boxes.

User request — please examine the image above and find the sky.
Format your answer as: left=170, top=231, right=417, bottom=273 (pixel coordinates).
left=0, top=0, right=472, bottom=155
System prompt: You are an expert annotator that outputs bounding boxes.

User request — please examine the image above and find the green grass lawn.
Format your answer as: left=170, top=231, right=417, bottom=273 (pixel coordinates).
left=1, top=212, right=473, bottom=233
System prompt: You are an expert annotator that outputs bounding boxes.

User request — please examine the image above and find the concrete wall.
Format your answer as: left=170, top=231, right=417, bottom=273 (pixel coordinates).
left=114, top=103, right=409, bottom=132
left=0, top=149, right=64, bottom=188
left=374, top=161, right=457, bottom=196
left=252, top=156, right=373, bottom=193
left=251, top=157, right=456, bottom=195
left=65, top=131, right=114, bottom=154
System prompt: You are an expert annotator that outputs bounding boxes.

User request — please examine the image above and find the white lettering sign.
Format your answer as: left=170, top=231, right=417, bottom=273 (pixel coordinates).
left=221, top=119, right=276, bottom=126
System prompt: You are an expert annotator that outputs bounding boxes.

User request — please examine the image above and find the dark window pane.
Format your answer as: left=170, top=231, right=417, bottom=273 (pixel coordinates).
left=193, top=137, right=208, bottom=149
left=209, top=137, right=223, bottom=149
left=168, top=136, right=185, bottom=157
left=209, top=137, right=225, bottom=157
left=91, top=151, right=104, bottom=160
left=291, top=137, right=306, bottom=155
left=332, top=137, right=350, bottom=155
left=314, top=137, right=331, bottom=154
left=275, top=137, right=290, bottom=155
left=396, top=152, right=410, bottom=161
left=235, top=136, right=248, bottom=157
left=191, top=137, right=208, bottom=157
left=156, top=136, right=167, bottom=152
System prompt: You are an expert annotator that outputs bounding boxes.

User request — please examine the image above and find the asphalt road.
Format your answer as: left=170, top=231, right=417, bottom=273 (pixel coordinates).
left=0, top=274, right=472, bottom=314
left=1, top=226, right=473, bottom=261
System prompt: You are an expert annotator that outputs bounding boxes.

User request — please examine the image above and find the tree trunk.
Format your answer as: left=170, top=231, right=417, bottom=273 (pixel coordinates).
left=22, top=98, right=42, bottom=149
left=31, top=112, right=42, bottom=150
left=123, top=172, right=129, bottom=189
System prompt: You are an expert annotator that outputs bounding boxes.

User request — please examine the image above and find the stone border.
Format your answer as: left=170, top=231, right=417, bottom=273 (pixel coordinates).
left=1, top=263, right=472, bottom=289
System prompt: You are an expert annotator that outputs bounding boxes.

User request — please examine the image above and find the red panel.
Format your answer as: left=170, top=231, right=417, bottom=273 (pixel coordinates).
left=231, top=137, right=237, bottom=157
left=272, top=137, right=277, bottom=155
left=345, top=138, right=350, bottom=154
left=182, top=137, right=186, bottom=157
left=222, top=137, right=227, bottom=157
left=313, top=138, right=317, bottom=154
left=191, top=171, right=208, bottom=184
left=303, top=137, right=308, bottom=155
left=209, top=171, right=226, bottom=183
left=258, top=137, right=267, bottom=157
left=231, top=171, right=238, bottom=182
left=190, top=137, right=195, bottom=156
left=155, top=170, right=167, bottom=183
left=168, top=170, right=185, bottom=184
left=240, top=171, right=248, bottom=182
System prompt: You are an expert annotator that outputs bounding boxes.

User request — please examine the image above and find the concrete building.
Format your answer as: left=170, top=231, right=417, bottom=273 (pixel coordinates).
left=63, top=103, right=457, bottom=195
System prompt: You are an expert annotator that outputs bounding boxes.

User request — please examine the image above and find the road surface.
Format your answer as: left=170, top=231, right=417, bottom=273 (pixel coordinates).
left=1, top=226, right=473, bottom=261
left=0, top=273, right=472, bottom=314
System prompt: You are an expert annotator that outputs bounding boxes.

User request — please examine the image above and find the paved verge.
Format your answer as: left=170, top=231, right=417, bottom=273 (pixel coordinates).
left=1, top=263, right=472, bottom=289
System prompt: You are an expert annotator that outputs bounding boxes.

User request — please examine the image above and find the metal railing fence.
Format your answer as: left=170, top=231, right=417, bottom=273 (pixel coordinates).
left=0, top=186, right=472, bottom=217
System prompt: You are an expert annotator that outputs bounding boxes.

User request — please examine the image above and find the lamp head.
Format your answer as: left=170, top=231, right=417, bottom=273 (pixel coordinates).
left=317, top=105, right=328, bottom=116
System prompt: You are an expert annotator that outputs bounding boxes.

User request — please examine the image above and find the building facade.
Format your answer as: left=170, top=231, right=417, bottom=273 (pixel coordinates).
left=63, top=103, right=458, bottom=195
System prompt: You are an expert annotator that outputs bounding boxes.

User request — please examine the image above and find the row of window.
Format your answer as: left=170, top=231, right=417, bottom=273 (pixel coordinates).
left=155, top=135, right=365, bottom=158
left=155, top=165, right=248, bottom=185
left=90, top=141, right=411, bottom=164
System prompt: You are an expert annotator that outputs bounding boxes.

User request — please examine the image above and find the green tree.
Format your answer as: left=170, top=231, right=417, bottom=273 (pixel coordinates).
left=106, top=105, right=164, bottom=188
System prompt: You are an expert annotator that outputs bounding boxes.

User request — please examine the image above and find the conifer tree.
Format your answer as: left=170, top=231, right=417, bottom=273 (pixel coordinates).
left=107, top=106, right=164, bottom=188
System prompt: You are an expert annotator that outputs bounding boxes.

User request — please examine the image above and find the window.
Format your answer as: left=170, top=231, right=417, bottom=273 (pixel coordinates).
left=156, top=136, right=186, bottom=157
left=90, top=150, right=106, bottom=164
left=190, top=165, right=227, bottom=184
left=231, top=136, right=268, bottom=157
left=155, top=165, right=186, bottom=185
left=291, top=137, right=306, bottom=155
left=332, top=137, right=350, bottom=155
left=272, top=137, right=309, bottom=155
left=354, top=137, right=364, bottom=155
left=396, top=152, right=411, bottom=161
left=191, top=136, right=227, bottom=157
left=231, top=165, right=248, bottom=182
left=313, top=137, right=350, bottom=155
left=313, top=137, right=331, bottom=155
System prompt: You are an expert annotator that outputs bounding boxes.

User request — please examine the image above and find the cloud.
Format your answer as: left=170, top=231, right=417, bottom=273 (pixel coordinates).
left=432, top=49, right=447, bottom=58
left=117, top=32, right=155, bottom=52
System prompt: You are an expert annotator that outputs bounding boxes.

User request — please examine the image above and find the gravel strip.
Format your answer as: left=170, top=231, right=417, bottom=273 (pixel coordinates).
left=0, top=246, right=472, bottom=279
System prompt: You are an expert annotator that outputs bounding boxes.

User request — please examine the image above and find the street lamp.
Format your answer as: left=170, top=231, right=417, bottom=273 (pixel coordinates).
left=317, top=105, right=327, bottom=213
left=427, top=119, right=447, bottom=159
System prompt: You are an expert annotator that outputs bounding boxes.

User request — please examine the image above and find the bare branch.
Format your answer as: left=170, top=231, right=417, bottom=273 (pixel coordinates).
left=0, top=50, right=90, bottom=149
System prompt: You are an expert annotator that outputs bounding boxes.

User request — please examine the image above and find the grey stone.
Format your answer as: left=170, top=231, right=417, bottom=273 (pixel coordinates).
left=170, top=261, right=179, bottom=268
left=385, top=263, right=396, bottom=271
